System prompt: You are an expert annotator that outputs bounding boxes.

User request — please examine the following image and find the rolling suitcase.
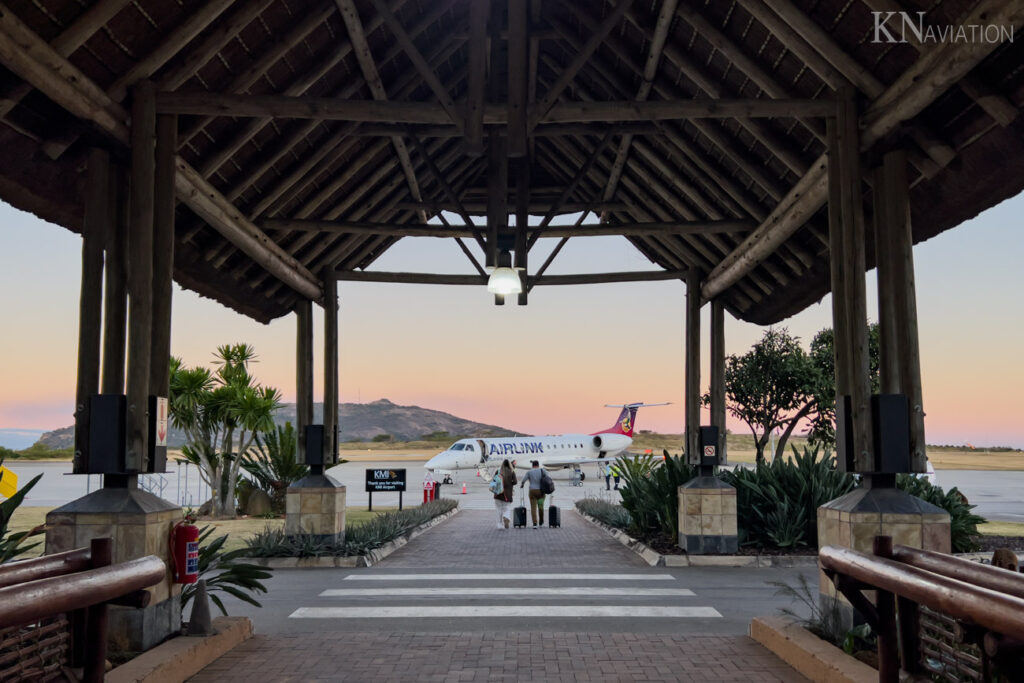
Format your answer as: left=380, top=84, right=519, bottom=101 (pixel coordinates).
left=514, top=492, right=527, bottom=528
left=548, top=502, right=560, bottom=528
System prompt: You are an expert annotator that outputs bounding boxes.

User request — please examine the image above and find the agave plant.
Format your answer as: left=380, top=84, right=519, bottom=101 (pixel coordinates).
left=0, top=464, right=43, bottom=564
left=181, top=525, right=273, bottom=616
left=242, top=422, right=308, bottom=513
left=720, top=446, right=856, bottom=549
left=618, top=452, right=698, bottom=539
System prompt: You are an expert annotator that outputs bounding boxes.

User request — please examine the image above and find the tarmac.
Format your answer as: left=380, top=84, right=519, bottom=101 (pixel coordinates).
left=189, top=507, right=813, bottom=681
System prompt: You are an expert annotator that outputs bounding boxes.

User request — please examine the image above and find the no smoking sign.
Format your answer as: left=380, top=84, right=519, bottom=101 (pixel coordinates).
left=703, top=445, right=716, bottom=458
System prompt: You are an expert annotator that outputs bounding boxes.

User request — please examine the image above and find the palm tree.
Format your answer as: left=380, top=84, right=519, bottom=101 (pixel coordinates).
left=170, top=344, right=281, bottom=517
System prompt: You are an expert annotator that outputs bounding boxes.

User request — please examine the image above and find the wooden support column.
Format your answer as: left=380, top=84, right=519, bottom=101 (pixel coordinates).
left=74, top=148, right=110, bottom=474
left=485, top=133, right=507, bottom=269
left=101, top=165, right=128, bottom=395
left=685, top=270, right=702, bottom=463
left=125, top=81, right=156, bottom=473
left=710, top=298, right=727, bottom=463
left=149, top=114, right=176, bottom=401
left=875, top=150, right=927, bottom=472
left=827, top=89, right=872, bottom=473
left=464, top=0, right=488, bottom=156
left=507, top=0, right=528, bottom=157
left=514, top=156, right=529, bottom=305
left=322, top=271, right=339, bottom=467
left=295, top=301, right=314, bottom=464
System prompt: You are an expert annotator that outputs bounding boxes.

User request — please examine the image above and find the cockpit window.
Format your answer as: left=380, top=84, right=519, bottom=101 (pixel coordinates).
left=465, top=443, right=475, bottom=451
left=450, top=444, right=464, bottom=451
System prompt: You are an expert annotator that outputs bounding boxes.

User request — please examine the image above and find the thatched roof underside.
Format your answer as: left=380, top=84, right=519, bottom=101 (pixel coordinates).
left=0, top=0, right=1022, bottom=323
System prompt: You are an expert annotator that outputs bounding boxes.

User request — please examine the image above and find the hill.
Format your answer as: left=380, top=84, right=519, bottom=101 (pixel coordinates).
left=35, top=398, right=515, bottom=449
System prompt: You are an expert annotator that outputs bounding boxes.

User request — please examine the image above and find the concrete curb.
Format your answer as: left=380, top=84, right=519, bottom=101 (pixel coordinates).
left=237, top=506, right=460, bottom=568
left=750, top=615, right=876, bottom=683
left=575, top=509, right=820, bottom=567
left=106, top=616, right=252, bottom=683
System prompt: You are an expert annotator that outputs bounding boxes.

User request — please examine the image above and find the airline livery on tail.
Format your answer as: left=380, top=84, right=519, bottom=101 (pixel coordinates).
left=423, top=403, right=668, bottom=479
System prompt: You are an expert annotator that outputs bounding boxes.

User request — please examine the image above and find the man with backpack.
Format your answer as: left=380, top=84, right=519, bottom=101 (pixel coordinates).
left=519, top=460, right=554, bottom=528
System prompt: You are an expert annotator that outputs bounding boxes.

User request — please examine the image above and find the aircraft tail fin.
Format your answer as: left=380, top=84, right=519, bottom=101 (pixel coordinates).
left=597, top=402, right=670, bottom=437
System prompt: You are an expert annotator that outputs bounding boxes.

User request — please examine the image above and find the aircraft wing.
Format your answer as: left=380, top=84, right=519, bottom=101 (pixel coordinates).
left=541, top=452, right=651, bottom=468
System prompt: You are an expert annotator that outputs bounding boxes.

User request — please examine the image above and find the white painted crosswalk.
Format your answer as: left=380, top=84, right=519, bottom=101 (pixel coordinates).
left=290, top=572, right=722, bottom=622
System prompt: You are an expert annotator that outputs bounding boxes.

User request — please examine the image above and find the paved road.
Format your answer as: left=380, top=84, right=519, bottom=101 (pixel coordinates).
left=213, top=509, right=815, bottom=636
left=192, top=509, right=811, bottom=682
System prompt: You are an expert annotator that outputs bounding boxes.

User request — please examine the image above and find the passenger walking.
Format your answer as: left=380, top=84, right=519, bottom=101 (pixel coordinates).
left=520, top=460, right=546, bottom=528
left=610, top=462, right=621, bottom=490
left=493, top=459, right=517, bottom=529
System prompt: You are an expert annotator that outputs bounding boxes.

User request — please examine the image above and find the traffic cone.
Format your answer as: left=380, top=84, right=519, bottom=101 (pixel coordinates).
left=461, top=482, right=467, bottom=494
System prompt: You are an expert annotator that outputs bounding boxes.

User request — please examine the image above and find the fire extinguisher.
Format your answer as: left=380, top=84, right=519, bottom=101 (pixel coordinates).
left=169, top=514, right=200, bottom=584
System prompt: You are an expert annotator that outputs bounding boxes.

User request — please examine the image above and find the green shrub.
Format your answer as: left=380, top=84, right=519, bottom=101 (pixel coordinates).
left=0, top=462, right=43, bottom=563
left=181, top=525, right=273, bottom=617
left=720, top=446, right=857, bottom=549
left=896, top=474, right=985, bottom=552
left=246, top=498, right=457, bottom=557
left=242, top=422, right=309, bottom=513
left=575, top=497, right=632, bottom=530
left=618, top=452, right=698, bottom=539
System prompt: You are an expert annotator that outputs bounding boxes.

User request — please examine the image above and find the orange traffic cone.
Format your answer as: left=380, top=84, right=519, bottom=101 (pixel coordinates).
left=461, top=482, right=467, bottom=494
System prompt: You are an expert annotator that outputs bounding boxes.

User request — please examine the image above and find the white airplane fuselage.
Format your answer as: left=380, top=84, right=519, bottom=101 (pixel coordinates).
left=424, top=432, right=632, bottom=474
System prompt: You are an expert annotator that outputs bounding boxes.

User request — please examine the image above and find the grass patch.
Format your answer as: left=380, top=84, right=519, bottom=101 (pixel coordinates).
left=978, top=521, right=1024, bottom=537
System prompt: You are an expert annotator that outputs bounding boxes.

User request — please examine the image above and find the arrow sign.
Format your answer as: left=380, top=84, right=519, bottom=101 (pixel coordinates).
left=0, top=466, right=18, bottom=499
left=155, top=396, right=169, bottom=447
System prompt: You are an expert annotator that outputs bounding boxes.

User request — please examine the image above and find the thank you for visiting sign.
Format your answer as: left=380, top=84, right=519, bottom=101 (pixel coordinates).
left=365, top=468, right=406, bottom=492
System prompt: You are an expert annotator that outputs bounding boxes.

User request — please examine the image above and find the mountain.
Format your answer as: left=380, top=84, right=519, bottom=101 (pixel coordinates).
left=34, top=398, right=515, bottom=449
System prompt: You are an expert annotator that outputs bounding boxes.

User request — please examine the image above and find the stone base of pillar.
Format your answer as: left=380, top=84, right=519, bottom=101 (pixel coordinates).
left=44, top=487, right=182, bottom=653
left=285, top=474, right=347, bottom=544
left=678, top=476, right=738, bottom=554
left=817, top=481, right=950, bottom=633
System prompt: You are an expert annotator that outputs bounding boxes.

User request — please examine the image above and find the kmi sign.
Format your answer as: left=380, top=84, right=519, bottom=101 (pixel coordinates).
left=365, top=468, right=406, bottom=492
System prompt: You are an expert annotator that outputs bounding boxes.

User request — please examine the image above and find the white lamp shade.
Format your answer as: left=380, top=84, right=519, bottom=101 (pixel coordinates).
left=487, top=267, right=523, bottom=295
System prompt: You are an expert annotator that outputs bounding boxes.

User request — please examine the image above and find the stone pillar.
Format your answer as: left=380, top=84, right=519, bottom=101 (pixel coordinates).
left=45, top=485, right=181, bottom=653
left=679, top=476, right=738, bottom=554
left=285, top=474, right=347, bottom=543
left=818, top=483, right=950, bottom=630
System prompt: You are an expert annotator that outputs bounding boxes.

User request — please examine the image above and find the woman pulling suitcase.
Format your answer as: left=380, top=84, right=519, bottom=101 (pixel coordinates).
left=492, top=459, right=517, bottom=529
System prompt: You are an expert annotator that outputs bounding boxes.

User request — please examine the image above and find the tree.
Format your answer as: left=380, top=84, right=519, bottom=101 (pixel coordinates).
left=713, top=329, right=816, bottom=463
left=169, top=344, right=281, bottom=517
left=805, top=324, right=880, bottom=448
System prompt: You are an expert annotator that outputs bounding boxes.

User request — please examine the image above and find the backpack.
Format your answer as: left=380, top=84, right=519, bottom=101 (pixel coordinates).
left=488, top=472, right=504, bottom=495
left=540, top=469, right=555, bottom=495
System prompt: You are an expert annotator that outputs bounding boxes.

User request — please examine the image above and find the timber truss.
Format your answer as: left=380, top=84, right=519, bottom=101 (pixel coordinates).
left=0, top=0, right=1022, bottom=323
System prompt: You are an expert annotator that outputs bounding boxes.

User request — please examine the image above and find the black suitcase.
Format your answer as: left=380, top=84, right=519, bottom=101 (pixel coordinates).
left=548, top=504, right=560, bottom=528
left=513, top=506, right=527, bottom=528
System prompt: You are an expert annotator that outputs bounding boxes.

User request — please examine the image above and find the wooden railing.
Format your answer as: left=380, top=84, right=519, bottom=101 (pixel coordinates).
left=0, top=538, right=165, bottom=683
left=820, top=535, right=1024, bottom=683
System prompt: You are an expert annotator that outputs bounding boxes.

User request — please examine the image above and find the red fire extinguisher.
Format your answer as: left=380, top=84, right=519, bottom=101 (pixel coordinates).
left=169, top=514, right=200, bottom=584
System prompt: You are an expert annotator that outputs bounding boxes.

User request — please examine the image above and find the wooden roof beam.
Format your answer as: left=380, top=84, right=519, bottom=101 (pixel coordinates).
left=0, top=3, right=322, bottom=302
left=260, top=219, right=751, bottom=237
left=367, top=0, right=463, bottom=131
left=702, top=0, right=1024, bottom=302
left=334, top=270, right=688, bottom=286
left=336, top=0, right=427, bottom=223
left=0, top=0, right=130, bottom=120
left=155, top=94, right=836, bottom=122
left=507, top=0, right=529, bottom=158
left=464, top=0, right=489, bottom=155
left=528, top=0, right=635, bottom=131
left=603, top=0, right=678, bottom=202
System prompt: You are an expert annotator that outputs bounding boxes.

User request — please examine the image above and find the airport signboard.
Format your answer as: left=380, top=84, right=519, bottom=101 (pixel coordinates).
left=365, top=468, right=407, bottom=492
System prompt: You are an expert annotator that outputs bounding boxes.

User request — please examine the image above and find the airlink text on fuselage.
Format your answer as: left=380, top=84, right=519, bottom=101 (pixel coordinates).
left=488, top=441, right=544, bottom=456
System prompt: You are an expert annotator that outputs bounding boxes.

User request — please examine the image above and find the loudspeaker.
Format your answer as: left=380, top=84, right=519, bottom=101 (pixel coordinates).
left=305, top=425, right=324, bottom=466
left=872, top=394, right=910, bottom=474
left=698, top=425, right=720, bottom=466
left=87, top=394, right=125, bottom=474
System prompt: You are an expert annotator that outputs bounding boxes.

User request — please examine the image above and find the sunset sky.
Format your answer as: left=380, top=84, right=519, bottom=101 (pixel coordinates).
left=1, top=194, right=1022, bottom=448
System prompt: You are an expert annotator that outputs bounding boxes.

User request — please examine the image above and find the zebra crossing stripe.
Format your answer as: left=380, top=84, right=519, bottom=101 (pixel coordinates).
left=341, top=573, right=675, bottom=581
left=290, top=606, right=722, bottom=619
left=319, top=587, right=695, bottom=597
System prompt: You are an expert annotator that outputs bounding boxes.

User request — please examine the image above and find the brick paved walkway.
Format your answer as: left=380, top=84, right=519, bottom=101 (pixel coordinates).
left=378, top=507, right=645, bottom=569
left=189, top=631, right=806, bottom=682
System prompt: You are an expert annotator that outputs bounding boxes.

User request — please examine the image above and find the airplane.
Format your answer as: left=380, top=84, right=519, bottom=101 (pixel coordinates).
left=424, top=403, right=669, bottom=482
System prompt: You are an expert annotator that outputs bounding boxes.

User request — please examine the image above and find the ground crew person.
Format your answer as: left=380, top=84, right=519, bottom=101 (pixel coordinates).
left=610, top=463, right=621, bottom=490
